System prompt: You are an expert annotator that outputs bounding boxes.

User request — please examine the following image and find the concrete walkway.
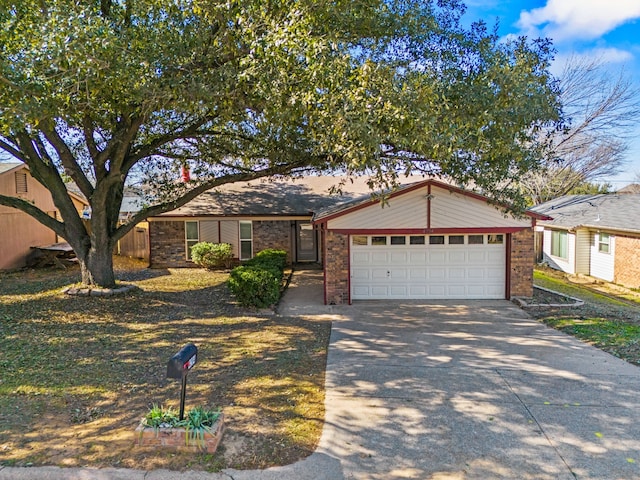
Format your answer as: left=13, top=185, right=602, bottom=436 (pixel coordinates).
left=3, top=268, right=640, bottom=479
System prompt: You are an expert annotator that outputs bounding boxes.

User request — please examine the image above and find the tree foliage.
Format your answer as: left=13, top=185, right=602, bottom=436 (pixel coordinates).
left=0, top=0, right=561, bottom=287
left=519, top=56, right=640, bottom=205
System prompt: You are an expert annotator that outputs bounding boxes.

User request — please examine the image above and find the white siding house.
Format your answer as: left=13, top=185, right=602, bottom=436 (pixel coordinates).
left=532, top=194, right=640, bottom=288
left=589, top=232, right=615, bottom=282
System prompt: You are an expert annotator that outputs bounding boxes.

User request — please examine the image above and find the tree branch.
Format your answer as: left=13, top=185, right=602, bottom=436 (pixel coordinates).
left=112, top=160, right=310, bottom=242
left=0, top=137, right=27, bottom=162
left=39, top=121, right=95, bottom=199
left=0, top=194, right=65, bottom=236
left=125, top=115, right=218, bottom=170
left=82, top=115, right=101, bottom=162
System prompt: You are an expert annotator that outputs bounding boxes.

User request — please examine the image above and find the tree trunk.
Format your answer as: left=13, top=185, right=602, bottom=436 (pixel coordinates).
left=80, top=245, right=116, bottom=288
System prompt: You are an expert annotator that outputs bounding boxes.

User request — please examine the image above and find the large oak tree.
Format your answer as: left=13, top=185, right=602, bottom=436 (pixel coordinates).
left=0, top=0, right=561, bottom=287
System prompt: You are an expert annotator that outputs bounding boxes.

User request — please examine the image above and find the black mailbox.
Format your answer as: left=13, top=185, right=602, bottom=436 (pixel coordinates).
left=167, top=343, right=198, bottom=420
left=167, top=343, right=198, bottom=379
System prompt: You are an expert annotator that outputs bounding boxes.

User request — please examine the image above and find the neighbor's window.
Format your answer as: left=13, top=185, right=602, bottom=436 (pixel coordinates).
left=390, top=236, right=406, bottom=245
left=598, top=233, right=611, bottom=254
left=371, top=236, right=387, bottom=246
left=551, top=230, right=568, bottom=259
left=429, top=235, right=445, bottom=245
left=488, top=234, right=504, bottom=245
left=352, top=235, right=368, bottom=246
left=468, top=235, right=484, bottom=245
left=185, top=221, right=199, bottom=260
left=15, top=172, right=27, bottom=194
left=239, top=221, right=253, bottom=260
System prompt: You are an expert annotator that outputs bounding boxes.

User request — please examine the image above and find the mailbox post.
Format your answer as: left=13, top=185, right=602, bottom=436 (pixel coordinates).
left=167, top=343, right=198, bottom=420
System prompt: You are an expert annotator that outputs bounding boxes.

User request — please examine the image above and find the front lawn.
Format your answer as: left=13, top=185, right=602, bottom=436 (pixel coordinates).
left=0, top=258, right=330, bottom=471
left=531, top=268, right=640, bottom=366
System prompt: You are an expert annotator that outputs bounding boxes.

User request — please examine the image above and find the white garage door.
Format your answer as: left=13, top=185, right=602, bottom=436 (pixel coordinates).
left=351, top=234, right=506, bottom=300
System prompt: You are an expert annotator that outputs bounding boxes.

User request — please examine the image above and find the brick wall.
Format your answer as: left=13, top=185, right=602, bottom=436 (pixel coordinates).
left=324, top=230, right=349, bottom=305
left=252, top=220, right=292, bottom=263
left=614, top=234, right=640, bottom=289
left=150, top=219, right=296, bottom=268
left=149, top=221, right=189, bottom=268
left=510, top=228, right=534, bottom=298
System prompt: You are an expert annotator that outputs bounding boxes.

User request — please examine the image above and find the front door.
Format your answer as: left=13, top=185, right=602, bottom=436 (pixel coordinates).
left=296, top=221, right=317, bottom=262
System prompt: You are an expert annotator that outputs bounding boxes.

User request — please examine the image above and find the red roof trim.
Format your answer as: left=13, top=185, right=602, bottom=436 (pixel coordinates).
left=328, top=227, right=528, bottom=235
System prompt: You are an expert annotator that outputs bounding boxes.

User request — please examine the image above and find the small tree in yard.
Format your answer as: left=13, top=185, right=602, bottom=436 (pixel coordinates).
left=0, top=0, right=561, bottom=288
left=190, top=242, right=233, bottom=269
left=520, top=56, right=640, bottom=205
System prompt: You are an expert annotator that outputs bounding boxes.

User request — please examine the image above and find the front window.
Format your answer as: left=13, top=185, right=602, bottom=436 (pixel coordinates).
left=598, top=233, right=611, bottom=254
left=551, top=230, right=568, bottom=259
left=239, top=221, right=253, bottom=260
left=185, top=221, right=199, bottom=260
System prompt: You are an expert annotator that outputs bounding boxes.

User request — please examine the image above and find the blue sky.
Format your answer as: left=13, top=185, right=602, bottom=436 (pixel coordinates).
left=463, top=0, right=640, bottom=188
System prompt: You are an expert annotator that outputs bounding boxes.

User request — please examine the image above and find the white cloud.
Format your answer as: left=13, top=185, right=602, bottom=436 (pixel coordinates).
left=518, top=0, right=640, bottom=42
left=550, top=48, right=635, bottom=76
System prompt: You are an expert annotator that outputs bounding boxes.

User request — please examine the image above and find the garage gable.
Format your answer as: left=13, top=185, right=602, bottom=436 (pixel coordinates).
left=319, top=181, right=531, bottom=231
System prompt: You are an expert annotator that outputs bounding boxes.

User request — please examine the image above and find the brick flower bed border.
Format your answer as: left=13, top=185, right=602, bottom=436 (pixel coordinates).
left=134, top=414, right=225, bottom=453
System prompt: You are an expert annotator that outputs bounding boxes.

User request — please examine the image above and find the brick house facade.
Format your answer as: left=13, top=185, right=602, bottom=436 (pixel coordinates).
left=323, top=230, right=349, bottom=305
left=509, top=228, right=535, bottom=298
left=252, top=220, right=293, bottom=263
left=149, top=219, right=298, bottom=267
left=149, top=220, right=190, bottom=268
left=614, top=234, right=640, bottom=289
left=147, top=176, right=542, bottom=305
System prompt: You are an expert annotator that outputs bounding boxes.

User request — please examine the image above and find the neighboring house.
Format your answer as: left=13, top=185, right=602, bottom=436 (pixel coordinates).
left=149, top=176, right=543, bottom=304
left=532, top=194, right=640, bottom=289
left=618, top=184, right=640, bottom=194
left=0, top=162, right=87, bottom=270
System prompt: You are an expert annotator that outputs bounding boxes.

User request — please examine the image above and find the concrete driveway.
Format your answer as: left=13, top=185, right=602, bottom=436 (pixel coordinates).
left=4, top=271, right=639, bottom=480
left=273, top=270, right=640, bottom=480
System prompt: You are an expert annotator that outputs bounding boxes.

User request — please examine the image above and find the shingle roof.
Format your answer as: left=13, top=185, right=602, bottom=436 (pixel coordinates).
left=531, top=194, right=640, bottom=234
left=158, top=176, right=383, bottom=217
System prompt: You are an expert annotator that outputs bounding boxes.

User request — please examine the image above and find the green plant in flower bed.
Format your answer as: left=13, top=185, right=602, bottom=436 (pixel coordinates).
left=143, top=404, right=182, bottom=429
left=142, top=404, right=222, bottom=447
left=186, top=405, right=222, bottom=447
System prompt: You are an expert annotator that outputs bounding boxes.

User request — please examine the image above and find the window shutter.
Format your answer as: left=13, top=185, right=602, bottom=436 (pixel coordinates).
left=15, top=172, right=27, bottom=194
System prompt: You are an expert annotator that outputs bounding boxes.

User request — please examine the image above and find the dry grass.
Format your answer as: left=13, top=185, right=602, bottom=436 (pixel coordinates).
left=0, top=257, right=330, bottom=472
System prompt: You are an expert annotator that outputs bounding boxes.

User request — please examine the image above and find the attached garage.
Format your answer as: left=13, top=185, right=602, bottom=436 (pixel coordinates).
left=313, top=178, right=544, bottom=305
left=350, top=233, right=506, bottom=300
